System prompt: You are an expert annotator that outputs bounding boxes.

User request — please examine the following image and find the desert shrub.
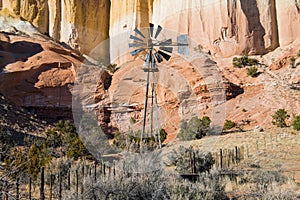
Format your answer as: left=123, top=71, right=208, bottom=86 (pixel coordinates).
left=233, top=56, right=258, bottom=68
left=298, top=50, right=300, bottom=57
left=292, top=115, right=300, bottom=131
left=223, top=120, right=236, bottom=130
left=178, top=116, right=211, bottom=141
left=247, top=66, right=259, bottom=77
left=237, top=169, right=296, bottom=199
left=106, top=63, right=119, bottom=74
left=170, top=146, right=215, bottom=174
left=65, top=160, right=228, bottom=200
left=272, top=109, right=289, bottom=128
left=290, top=57, right=296, bottom=68
left=45, top=120, right=89, bottom=160
left=113, top=129, right=168, bottom=152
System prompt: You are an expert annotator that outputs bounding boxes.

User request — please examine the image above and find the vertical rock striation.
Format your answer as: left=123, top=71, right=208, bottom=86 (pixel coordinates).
left=0, top=0, right=299, bottom=56
left=0, top=0, right=110, bottom=55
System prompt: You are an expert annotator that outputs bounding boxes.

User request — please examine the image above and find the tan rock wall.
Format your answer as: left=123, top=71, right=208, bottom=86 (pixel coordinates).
left=110, top=0, right=153, bottom=37
left=276, top=0, right=300, bottom=46
left=1, top=0, right=299, bottom=57
left=151, top=0, right=281, bottom=57
left=1, top=0, right=110, bottom=55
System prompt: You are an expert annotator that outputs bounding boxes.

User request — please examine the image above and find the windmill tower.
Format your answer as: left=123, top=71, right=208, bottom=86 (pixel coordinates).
left=129, top=23, right=189, bottom=148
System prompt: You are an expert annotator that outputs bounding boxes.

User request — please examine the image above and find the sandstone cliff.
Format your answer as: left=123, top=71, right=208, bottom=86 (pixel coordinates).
left=1, top=0, right=299, bottom=57
left=0, top=0, right=110, bottom=55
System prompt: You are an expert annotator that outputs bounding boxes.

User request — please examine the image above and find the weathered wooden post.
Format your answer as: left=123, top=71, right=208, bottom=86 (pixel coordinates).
left=246, top=144, right=249, bottom=158
left=220, top=149, right=223, bottom=169
left=40, top=167, right=45, bottom=200
left=94, top=162, right=97, bottom=181
left=28, top=177, right=32, bottom=200
left=75, top=169, right=79, bottom=195
left=235, top=146, right=238, bottom=164
left=81, top=165, right=84, bottom=196
left=16, top=178, right=19, bottom=200
left=67, top=164, right=71, bottom=190
left=58, top=170, right=62, bottom=200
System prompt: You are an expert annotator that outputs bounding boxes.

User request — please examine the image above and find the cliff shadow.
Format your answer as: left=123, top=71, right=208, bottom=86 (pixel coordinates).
left=0, top=40, right=43, bottom=69
left=240, top=0, right=266, bottom=54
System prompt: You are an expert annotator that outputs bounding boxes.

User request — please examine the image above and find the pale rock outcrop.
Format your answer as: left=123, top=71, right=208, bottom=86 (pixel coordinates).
left=110, top=0, right=153, bottom=37
left=60, top=0, right=110, bottom=54
left=2, top=0, right=49, bottom=34
left=1, top=0, right=110, bottom=55
left=151, top=0, right=279, bottom=57
left=276, top=0, right=300, bottom=46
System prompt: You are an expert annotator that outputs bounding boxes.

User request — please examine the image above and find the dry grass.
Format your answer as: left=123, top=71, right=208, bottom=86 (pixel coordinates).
left=163, top=127, right=300, bottom=192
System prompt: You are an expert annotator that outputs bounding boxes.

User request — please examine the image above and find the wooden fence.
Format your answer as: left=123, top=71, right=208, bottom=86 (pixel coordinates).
left=212, top=146, right=245, bottom=169
left=0, top=160, right=116, bottom=200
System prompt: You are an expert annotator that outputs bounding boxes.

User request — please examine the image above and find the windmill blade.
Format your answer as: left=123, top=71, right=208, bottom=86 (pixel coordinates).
left=159, top=47, right=173, bottom=54
left=134, top=28, right=146, bottom=38
left=154, top=52, right=163, bottom=63
left=149, top=23, right=154, bottom=37
left=154, top=25, right=162, bottom=39
left=128, top=43, right=144, bottom=48
left=130, top=48, right=144, bottom=56
left=158, top=50, right=171, bottom=61
left=158, top=38, right=172, bottom=46
left=130, top=35, right=144, bottom=42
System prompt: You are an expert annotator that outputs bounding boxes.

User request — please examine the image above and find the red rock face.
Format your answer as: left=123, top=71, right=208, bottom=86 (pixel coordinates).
left=0, top=33, right=80, bottom=109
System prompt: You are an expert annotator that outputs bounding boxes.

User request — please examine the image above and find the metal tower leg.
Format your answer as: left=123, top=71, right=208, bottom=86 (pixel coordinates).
left=152, top=70, right=161, bottom=148
left=142, top=62, right=150, bottom=142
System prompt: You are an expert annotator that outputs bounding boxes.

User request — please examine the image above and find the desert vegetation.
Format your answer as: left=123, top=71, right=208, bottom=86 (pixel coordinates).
left=178, top=116, right=211, bottom=141
left=232, top=56, right=259, bottom=68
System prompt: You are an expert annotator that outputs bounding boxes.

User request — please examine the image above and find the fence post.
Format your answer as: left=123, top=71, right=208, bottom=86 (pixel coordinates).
left=28, top=177, right=32, bottom=200
left=235, top=146, right=238, bottom=164
left=94, top=162, right=97, bottom=181
left=58, top=170, right=62, bottom=200
left=81, top=165, right=84, bottom=196
left=40, top=167, right=45, bottom=200
left=49, top=173, right=53, bottom=200
left=75, top=169, right=79, bottom=196
left=4, top=181, right=8, bottom=200
left=16, top=178, right=19, bottom=200
left=220, top=149, right=223, bottom=169
left=246, top=144, right=249, bottom=157
left=67, top=166, right=71, bottom=190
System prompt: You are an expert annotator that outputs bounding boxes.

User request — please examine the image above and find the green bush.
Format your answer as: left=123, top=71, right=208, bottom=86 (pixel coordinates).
left=290, top=57, right=296, bottom=68
left=247, top=66, right=259, bottom=77
left=223, top=120, right=236, bottom=130
left=171, top=146, right=215, bottom=174
left=106, top=63, right=119, bottom=74
left=272, top=109, right=289, bottom=128
left=292, top=115, right=300, bottom=131
left=233, top=56, right=259, bottom=68
left=178, top=116, right=211, bottom=141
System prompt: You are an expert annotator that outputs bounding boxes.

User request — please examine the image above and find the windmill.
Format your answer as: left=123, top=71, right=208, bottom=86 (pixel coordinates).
left=129, top=23, right=189, bottom=148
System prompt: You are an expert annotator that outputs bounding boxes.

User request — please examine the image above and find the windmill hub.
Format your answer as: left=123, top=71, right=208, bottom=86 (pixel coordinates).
left=147, top=39, right=154, bottom=49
